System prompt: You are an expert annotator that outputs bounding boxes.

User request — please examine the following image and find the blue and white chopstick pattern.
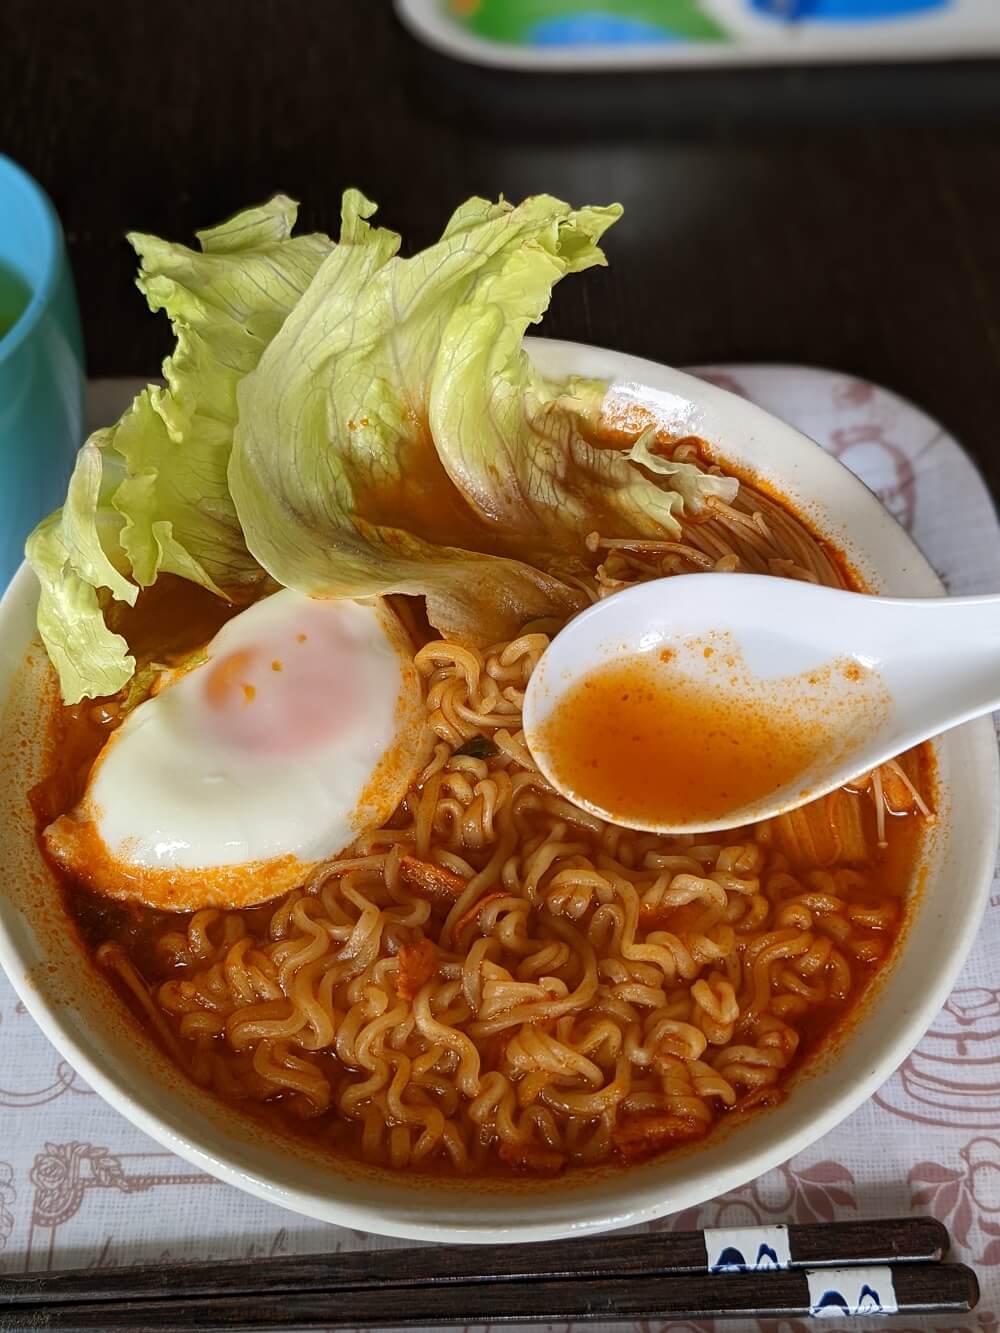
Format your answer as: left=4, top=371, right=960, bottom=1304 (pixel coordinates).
left=704, top=1225, right=900, bottom=1316
left=706, top=1225, right=792, bottom=1272
left=806, top=1266, right=899, bottom=1316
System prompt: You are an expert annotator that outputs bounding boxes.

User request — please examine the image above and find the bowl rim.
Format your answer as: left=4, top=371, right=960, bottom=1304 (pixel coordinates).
left=0, top=339, right=996, bottom=1244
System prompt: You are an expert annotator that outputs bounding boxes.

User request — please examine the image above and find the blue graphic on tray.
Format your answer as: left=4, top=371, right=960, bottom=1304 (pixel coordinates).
left=749, top=0, right=949, bottom=19
left=805, top=1266, right=900, bottom=1317
left=533, top=16, right=681, bottom=44
left=705, top=1224, right=792, bottom=1272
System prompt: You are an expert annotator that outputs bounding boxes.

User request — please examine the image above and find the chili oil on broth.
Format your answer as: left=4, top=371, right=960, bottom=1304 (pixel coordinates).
left=533, top=641, right=891, bottom=831
left=34, top=451, right=932, bottom=1181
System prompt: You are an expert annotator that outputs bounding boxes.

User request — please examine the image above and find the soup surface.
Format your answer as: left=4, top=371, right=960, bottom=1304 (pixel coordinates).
left=34, top=442, right=930, bottom=1178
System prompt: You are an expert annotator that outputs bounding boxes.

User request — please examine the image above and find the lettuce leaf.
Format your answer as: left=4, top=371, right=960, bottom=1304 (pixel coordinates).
left=231, top=191, right=734, bottom=646
left=27, top=197, right=331, bottom=703
left=430, top=249, right=737, bottom=543
left=230, top=191, right=592, bottom=643
left=35, top=188, right=741, bottom=701
left=624, top=427, right=738, bottom=509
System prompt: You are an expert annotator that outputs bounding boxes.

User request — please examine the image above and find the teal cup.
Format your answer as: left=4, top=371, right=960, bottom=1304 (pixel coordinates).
left=0, top=156, right=84, bottom=589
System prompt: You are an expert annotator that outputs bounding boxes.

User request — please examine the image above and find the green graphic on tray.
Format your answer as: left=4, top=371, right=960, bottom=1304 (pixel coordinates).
left=445, top=0, right=952, bottom=45
left=445, top=0, right=728, bottom=44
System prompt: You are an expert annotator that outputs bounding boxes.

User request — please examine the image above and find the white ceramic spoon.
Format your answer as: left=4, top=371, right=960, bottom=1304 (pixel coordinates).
left=521, top=573, right=1000, bottom=834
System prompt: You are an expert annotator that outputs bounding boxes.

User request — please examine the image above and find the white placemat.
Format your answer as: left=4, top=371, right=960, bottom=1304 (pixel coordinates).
left=2, top=367, right=999, bottom=1332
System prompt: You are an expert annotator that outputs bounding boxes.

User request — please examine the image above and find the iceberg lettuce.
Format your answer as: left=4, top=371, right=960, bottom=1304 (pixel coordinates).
left=231, top=191, right=733, bottom=646
left=31, top=189, right=737, bottom=701
left=27, top=197, right=331, bottom=703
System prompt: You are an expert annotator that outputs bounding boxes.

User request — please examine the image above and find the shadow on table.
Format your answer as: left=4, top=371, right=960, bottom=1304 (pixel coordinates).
left=404, top=41, right=1000, bottom=143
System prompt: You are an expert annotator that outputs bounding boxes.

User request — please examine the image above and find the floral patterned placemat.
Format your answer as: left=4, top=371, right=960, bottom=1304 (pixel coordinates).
left=2, top=367, right=998, bottom=1332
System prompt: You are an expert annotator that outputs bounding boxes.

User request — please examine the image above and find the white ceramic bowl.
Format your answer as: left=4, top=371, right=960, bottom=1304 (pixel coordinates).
left=0, top=340, right=996, bottom=1244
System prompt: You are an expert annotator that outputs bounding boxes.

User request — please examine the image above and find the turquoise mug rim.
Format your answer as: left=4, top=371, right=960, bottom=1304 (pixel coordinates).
left=0, top=155, right=64, bottom=368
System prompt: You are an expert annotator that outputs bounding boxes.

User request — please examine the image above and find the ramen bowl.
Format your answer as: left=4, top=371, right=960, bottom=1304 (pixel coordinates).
left=0, top=340, right=995, bottom=1243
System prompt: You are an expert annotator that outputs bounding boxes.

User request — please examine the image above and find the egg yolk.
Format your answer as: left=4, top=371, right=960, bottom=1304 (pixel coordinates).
left=196, top=617, right=362, bottom=756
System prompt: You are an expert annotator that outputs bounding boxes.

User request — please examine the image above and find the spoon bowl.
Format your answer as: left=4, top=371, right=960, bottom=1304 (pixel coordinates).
left=522, top=573, right=1000, bottom=833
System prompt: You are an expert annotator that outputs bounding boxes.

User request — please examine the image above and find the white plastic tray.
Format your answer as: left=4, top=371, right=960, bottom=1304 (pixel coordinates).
left=397, top=0, right=1000, bottom=69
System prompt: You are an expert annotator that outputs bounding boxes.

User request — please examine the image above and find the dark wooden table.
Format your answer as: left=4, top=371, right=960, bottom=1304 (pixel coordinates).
left=4, top=2, right=1000, bottom=493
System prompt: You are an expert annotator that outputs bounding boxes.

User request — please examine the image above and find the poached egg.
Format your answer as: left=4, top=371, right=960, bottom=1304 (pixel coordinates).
left=44, top=589, right=426, bottom=910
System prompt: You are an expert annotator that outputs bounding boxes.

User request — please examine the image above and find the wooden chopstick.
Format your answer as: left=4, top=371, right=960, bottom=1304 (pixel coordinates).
left=0, top=1215, right=948, bottom=1308
left=0, top=1261, right=978, bottom=1330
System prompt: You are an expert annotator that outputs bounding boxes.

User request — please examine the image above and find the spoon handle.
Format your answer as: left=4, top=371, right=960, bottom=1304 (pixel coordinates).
left=841, top=591, right=1000, bottom=747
